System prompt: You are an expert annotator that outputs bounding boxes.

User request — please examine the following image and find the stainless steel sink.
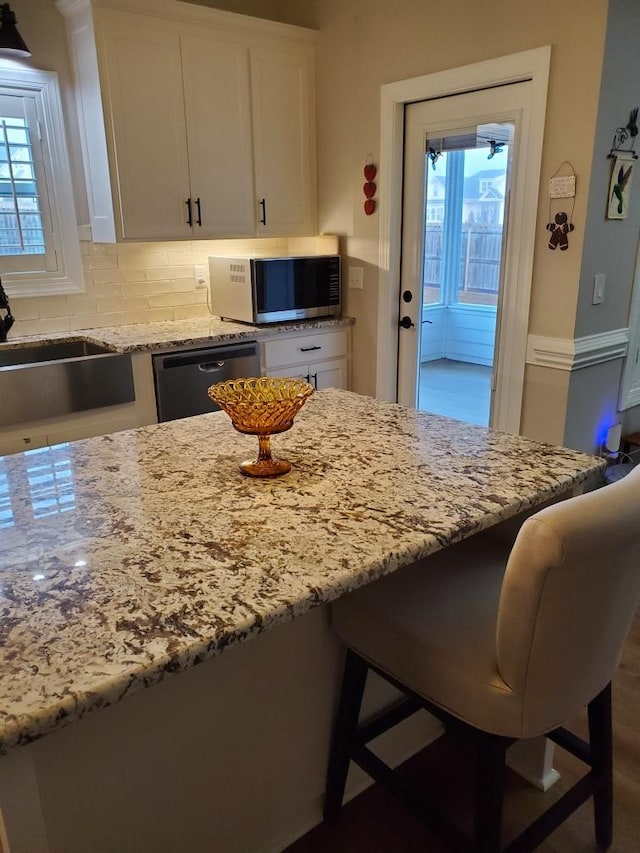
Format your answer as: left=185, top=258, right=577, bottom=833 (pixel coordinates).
left=0, top=340, right=111, bottom=367
left=0, top=339, right=135, bottom=427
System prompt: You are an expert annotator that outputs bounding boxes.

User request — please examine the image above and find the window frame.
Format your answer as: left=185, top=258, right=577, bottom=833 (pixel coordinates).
left=0, top=65, right=83, bottom=297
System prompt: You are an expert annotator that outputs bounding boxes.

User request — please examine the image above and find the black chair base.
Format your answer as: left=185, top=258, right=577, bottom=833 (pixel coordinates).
left=324, top=649, right=613, bottom=853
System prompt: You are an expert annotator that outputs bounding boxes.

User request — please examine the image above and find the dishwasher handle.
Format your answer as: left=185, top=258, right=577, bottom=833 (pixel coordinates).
left=198, top=361, right=226, bottom=372
left=155, top=343, right=258, bottom=371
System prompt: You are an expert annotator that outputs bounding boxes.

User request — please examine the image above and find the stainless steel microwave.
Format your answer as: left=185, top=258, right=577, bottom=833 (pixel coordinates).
left=208, top=255, right=341, bottom=324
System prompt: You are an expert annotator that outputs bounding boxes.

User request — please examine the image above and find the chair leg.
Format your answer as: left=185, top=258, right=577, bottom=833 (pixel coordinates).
left=324, top=649, right=369, bottom=821
left=588, top=682, right=613, bottom=849
left=474, top=733, right=509, bottom=853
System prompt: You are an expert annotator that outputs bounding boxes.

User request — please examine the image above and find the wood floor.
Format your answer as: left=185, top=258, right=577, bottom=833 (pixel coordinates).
left=285, top=611, right=640, bottom=853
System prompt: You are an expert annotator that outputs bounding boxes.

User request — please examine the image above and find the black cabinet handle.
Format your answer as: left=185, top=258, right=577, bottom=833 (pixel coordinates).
left=304, top=373, right=310, bottom=384
left=195, top=197, right=202, bottom=227
left=300, top=345, right=321, bottom=352
left=310, top=373, right=318, bottom=389
left=185, top=197, right=193, bottom=227
left=259, top=198, right=266, bottom=225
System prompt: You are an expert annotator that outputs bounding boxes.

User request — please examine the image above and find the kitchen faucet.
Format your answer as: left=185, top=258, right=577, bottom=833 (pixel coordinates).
left=0, top=278, right=14, bottom=342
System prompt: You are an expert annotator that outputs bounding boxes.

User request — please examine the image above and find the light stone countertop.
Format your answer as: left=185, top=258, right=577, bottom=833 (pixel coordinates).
left=0, top=389, right=604, bottom=753
left=0, top=316, right=353, bottom=355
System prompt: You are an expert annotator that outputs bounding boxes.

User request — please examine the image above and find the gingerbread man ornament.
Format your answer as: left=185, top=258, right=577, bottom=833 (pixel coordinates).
left=546, top=211, right=574, bottom=251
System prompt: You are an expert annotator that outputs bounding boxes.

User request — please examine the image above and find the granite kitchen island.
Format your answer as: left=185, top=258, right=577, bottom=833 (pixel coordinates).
left=0, top=390, right=604, bottom=852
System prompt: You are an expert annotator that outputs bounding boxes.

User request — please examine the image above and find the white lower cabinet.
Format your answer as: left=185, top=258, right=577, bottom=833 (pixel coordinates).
left=262, top=328, right=350, bottom=391
left=0, top=354, right=157, bottom=457
left=268, top=359, right=347, bottom=390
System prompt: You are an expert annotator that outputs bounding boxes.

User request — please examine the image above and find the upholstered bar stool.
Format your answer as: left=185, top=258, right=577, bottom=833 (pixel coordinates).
left=324, top=466, right=640, bottom=852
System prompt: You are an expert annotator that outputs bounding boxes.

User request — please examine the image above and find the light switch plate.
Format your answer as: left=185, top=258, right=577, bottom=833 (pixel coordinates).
left=592, top=273, right=606, bottom=305
left=348, top=266, right=364, bottom=290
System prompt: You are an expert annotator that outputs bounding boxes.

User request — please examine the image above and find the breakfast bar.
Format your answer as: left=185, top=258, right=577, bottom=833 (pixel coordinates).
left=0, top=390, right=605, bottom=852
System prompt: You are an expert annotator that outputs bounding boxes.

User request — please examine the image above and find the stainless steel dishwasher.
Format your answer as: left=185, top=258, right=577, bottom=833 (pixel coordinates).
left=152, top=341, right=260, bottom=422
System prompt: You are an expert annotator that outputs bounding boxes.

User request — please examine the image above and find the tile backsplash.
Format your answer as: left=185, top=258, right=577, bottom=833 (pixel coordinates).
left=10, top=235, right=338, bottom=337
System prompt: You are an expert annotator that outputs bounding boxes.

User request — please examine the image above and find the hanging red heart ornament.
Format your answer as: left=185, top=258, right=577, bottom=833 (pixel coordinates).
left=364, top=164, right=377, bottom=182
left=363, top=181, right=376, bottom=198
left=364, top=198, right=376, bottom=215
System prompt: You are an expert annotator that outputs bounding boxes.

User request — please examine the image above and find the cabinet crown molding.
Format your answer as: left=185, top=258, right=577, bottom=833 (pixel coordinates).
left=56, top=0, right=318, bottom=43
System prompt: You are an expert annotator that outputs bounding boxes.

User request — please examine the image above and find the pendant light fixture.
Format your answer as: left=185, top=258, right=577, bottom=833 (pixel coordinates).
left=0, top=4, right=30, bottom=58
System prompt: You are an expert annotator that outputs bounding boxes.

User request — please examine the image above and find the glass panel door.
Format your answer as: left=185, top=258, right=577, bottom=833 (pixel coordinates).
left=418, top=122, right=513, bottom=425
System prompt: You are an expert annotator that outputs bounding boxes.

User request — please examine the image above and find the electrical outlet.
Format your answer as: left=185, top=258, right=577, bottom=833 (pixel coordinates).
left=348, top=266, right=364, bottom=290
left=592, top=273, right=606, bottom=305
left=194, top=265, right=208, bottom=289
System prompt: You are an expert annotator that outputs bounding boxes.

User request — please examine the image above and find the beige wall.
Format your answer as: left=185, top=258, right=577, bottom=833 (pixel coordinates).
left=314, top=0, right=608, bottom=443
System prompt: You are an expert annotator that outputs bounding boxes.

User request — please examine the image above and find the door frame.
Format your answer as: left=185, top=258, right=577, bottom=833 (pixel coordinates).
left=375, top=47, right=550, bottom=432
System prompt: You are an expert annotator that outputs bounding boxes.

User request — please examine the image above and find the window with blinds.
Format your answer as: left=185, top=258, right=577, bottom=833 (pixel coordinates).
left=0, top=115, right=45, bottom=256
left=0, top=67, right=83, bottom=296
left=0, top=89, right=55, bottom=275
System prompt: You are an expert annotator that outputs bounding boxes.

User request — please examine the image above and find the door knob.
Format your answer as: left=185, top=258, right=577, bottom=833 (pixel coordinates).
left=399, top=316, right=415, bottom=329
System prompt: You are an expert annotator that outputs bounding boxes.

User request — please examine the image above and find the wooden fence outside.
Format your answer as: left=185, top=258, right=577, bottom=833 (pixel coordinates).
left=424, top=224, right=503, bottom=295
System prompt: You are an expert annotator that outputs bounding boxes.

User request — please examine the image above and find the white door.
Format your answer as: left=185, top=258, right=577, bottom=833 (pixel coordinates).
left=398, top=82, right=532, bottom=431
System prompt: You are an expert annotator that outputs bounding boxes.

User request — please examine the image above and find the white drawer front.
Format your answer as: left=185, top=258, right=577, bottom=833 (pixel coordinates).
left=264, top=330, right=348, bottom=369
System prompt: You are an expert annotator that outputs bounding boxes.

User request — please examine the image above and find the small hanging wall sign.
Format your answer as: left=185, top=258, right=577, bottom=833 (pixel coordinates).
left=607, top=155, right=635, bottom=220
left=549, top=174, right=576, bottom=199
left=363, top=154, right=377, bottom=215
left=606, top=108, right=637, bottom=219
left=546, top=161, right=576, bottom=250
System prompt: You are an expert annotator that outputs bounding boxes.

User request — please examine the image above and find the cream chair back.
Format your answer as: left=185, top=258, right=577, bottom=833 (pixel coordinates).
left=496, top=465, right=640, bottom=736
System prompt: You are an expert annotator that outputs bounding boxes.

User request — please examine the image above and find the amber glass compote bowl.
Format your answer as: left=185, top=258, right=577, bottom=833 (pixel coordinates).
left=207, top=376, right=314, bottom=477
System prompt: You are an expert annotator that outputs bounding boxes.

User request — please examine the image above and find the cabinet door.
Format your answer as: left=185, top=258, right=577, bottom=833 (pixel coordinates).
left=181, top=35, right=255, bottom=238
left=266, top=359, right=348, bottom=391
left=309, top=358, right=348, bottom=391
left=101, top=14, right=191, bottom=240
left=266, top=364, right=309, bottom=381
left=250, top=45, right=317, bottom=236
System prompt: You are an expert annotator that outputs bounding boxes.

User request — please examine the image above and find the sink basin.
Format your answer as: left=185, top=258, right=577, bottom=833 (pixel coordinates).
left=0, top=340, right=111, bottom=367
left=0, top=339, right=135, bottom=427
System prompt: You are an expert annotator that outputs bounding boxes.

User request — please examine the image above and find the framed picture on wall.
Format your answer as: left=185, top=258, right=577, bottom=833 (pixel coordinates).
left=607, top=155, right=635, bottom=219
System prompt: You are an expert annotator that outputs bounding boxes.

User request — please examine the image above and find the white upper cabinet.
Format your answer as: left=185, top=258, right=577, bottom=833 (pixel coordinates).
left=181, top=35, right=255, bottom=238
left=59, top=0, right=317, bottom=242
left=251, top=46, right=317, bottom=236
left=101, top=16, right=192, bottom=240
